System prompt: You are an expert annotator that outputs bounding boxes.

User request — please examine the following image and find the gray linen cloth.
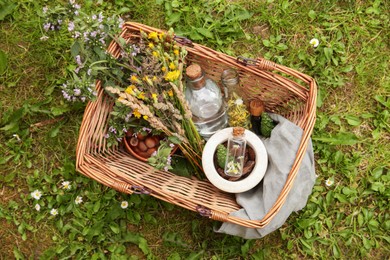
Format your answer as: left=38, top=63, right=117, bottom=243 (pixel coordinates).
left=215, top=114, right=316, bottom=239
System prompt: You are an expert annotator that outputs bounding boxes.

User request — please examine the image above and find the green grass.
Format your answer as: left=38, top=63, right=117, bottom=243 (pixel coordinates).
left=1, top=0, right=389, bottom=259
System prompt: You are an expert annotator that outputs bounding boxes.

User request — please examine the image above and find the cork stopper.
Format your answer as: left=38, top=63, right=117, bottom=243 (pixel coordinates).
left=186, top=64, right=202, bottom=80
left=232, top=127, right=245, bottom=137
left=249, top=100, right=265, bottom=117
left=185, top=64, right=205, bottom=90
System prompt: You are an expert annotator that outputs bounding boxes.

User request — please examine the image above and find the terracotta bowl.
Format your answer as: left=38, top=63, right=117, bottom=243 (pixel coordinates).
left=124, top=133, right=179, bottom=162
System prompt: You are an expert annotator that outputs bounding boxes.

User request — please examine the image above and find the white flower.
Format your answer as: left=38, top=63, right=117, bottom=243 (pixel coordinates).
left=50, top=208, right=58, bottom=216
left=31, top=190, right=42, bottom=200
left=325, top=178, right=334, bottom=187
left=61, top=181, right=71, bottom=190
left=34, top=204, right=41, bottom=211
left=309, top=38, right=319, bottom=48
left=75, top=196, right=83, bottom=205
left=40, top=36, right=49, bottom=41
left=234, top=98, right=243, bottom=106
left=120, top=201, right=128, bottom=209
left=12, top=134, right=21, bottom=142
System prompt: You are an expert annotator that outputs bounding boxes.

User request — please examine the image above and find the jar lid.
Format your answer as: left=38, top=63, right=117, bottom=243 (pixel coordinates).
left=249, top=100, right=265, bottom=116
left=186, top=64, right=202, bottom=80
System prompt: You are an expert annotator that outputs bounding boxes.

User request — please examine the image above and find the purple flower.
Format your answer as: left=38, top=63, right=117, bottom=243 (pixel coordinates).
left=163, top=166, right=169, bottom=171
left=122, top=128, right=127, bottom=133
left=109, top=126, right=117, bottom=134
left=80, top=96, right=86, bottom=102
left=169, top=143, right=175, bottom=148
left=73, top=31, right=81, bottom=38
left=92, top=14, right=97, bottom=20
left=98, top=13, right=104, bottom=23
left=116, top=137, right=123, bottom=142
left=75, top=55, right=82, bottom=66
left=68, top=21, right=75, bottom=31
left=43, top=23, right=51, bottom=31
left=142, top=127, right=152, bottom=133
left=104, top=133, right=110, bottom=138
left=73, top=88, right=81, bottom=96
left=42, top=6, right=48, bottom=13
left=90, top=31, right=97, bottom=38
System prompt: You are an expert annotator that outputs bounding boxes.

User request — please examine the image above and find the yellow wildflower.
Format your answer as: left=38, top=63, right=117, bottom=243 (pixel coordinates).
left=167, top=89, right=174, bottom=97
left=125, top=85, right=136, bottom=94
left=158, top=32, right=165, bottom=40
left=173, top=49, right=179, bottom=56
left=130, top=75, right=139, bottom=83
left=152, top=51, right=158, bottom=57
left=161, top=66, right=167, bottom=72
left=169, top=62, right=176, bottom=70
left=164, top=70, right=180, bottom=82
left=117, top=97, right=124, bottom=101
left=148, top=42, right=154, bottom=49
left=133, top=109, right=141, bottom=119
left=152, top=76, right=158, bottom=82
left=143, top=115, right=149, bottom=120
left=138, top=92, right=146, bottom=100
left=148, top=31, right=158, bottom=41
left=152, top=93, right=158, bottom=101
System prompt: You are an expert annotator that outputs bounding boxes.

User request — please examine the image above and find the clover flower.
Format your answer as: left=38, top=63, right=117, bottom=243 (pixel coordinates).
left=325, top=178, right=334, bottom=187
left=62, top=181, right=71, bottom=190
left=120, top=201, right=129, bottom=209
left=50, top=208, right=58, bottom=216
left=31, top=190, right=42, bottom=200
left=309, top=38, right=319, bottom=48
left=75, top=196, right=83, bottom=205
left=35, top=204, right=41, bottom=211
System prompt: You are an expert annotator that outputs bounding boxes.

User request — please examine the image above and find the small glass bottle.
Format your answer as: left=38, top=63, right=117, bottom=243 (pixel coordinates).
left=249, top=99, right=264, bottom=135
left=221, top=68, right=239, bottom=100
left=224, top=127, right=247, bottom=177
left=185, top=64, right=222, bottom=119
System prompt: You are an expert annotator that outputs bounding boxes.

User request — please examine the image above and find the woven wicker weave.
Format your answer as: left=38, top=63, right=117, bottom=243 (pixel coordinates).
left=76, top=22, right=317, bottom=229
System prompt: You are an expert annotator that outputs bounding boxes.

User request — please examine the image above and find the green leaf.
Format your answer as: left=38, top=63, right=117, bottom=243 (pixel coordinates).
left=50, top=106, right=71, bottom=116
left=109, top=222, right=120, bottom=234
left=345, top=115, right=361, bottom=126
left=196, top=27, right=214, bottom=39
left=0, top=2, right=17, bottom=20
left=324, top=47, right=333, bottom=60
left=0, top=49, right=7, bottom=74
left=70, top=41, right=81, bottom=57
left=313, top=133, right=360, bottom=145
left=166, top=13, right=181, bottom=26
left=308, top=10, right=316, bottom=19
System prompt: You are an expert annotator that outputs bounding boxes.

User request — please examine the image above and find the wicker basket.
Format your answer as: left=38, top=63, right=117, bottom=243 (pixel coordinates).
left=76, top=22, right=317, bottom=229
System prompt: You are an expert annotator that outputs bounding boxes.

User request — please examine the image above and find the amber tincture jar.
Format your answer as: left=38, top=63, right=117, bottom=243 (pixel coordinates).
left=249, top=100, right=265, bottom=136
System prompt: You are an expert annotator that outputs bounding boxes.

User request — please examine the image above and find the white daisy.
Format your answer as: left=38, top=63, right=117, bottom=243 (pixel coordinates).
left=309, top=38, right=319, bottom=48
left=325, top=178, right=334, bottom=187
left=62, top=181, right=71, bottom=190
left=34, top=204, right=41, bottom=211
left=75, top=196, right=83, bottom=205
left=31, top=190, right=42, bottom=200
left=120, top=201, right=129, bottom=209
left=50, top=208, right=58, bottom=216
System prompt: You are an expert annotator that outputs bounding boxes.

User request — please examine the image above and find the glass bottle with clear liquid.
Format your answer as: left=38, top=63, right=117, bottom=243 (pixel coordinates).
left=224, top=127, right=247, bottom=177
left=185, top=64, right=227, bottom=139
left=185, top=64, right=222, bottom=118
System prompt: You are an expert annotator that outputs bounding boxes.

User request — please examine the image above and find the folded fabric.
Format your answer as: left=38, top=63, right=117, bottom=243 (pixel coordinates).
left=215, top=114, right=316, bottom=239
